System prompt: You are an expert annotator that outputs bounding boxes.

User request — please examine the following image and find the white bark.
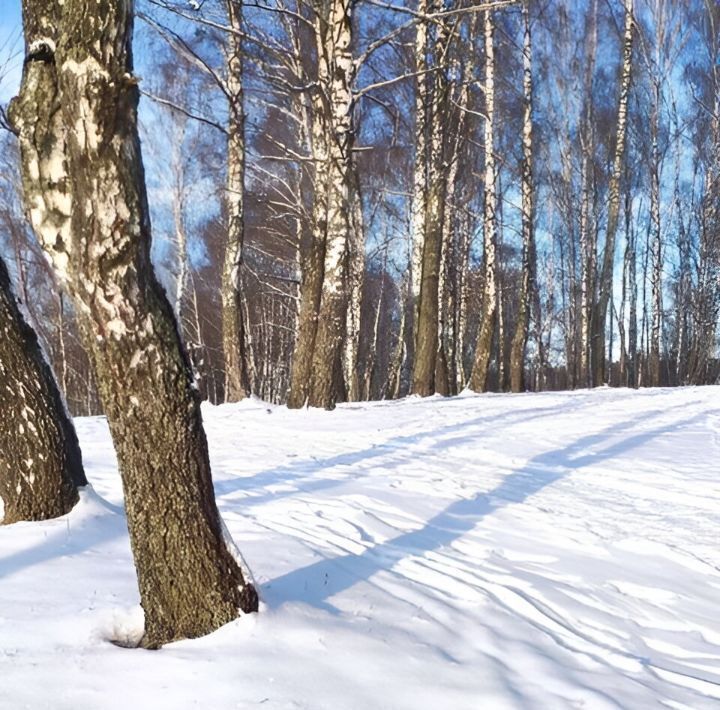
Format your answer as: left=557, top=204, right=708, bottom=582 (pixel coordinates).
left=410, top=0, right=429, bottom=315
left=594, top=0, right=634, bottom=384
left=469, top=9, right=498, bottom=392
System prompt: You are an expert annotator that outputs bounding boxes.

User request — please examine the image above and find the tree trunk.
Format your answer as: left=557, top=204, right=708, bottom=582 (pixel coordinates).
left=649, top=78, right=662, bottom=386
left=509, top=0, right=534, bottom=393
left=11, top=0, right=257, bottom=647
left=306, top=0, right=354, bottom=409
left=287, top=50, right=329, bottom=408
left=222, top=0, right=252, bottom=402
left=412, top=2, right=449, bottom=397
left=385, top=278, right=408, bottom=400
left=0, top=255, right=86, bottom=524
left=577, top=0, right=598, bottom=388
left=628, top=212, right=638, bottom=388
left=591, top=0, right=634, bottom=385
left=409, top=0, right=429, bottom=365
left=469, top=9, right=498, bottom=392
left=286, top=101, right=328, bottom=407
left=343, top=165, right=364, bottom=402
left=455, top=212, right=471, bottom=391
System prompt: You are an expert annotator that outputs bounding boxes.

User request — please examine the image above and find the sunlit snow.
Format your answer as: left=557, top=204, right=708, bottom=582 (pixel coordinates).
left=1, top=387, right=720, bottom=708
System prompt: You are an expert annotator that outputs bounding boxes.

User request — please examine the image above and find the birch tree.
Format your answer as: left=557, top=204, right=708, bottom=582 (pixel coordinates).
left=412, top=0, right=450, bottom=396
left=509, top=0, right=534, bottom=393
left=591, top=0, right=634, bottom=385
left=469, top=7, right=498, bottom=392
left=288, top=0, right=355, bottom=409
left=10, top=0, right=257, bottom=647
left=221, top=0, right=253, bottom=401
left=578, top=0, right=598, bottom=387
left=305, top=0, right=355, bottom=408
left=409, top=0, right=429, bottom=349
left=343, top=166, right=365, bottom=401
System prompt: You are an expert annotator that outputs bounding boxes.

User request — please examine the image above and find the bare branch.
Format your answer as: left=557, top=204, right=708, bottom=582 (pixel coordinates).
left=140, top=90, right=228, bottom=134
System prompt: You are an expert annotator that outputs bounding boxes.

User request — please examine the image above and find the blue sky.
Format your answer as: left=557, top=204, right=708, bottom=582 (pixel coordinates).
left=0, top=2, right=22, bottom=101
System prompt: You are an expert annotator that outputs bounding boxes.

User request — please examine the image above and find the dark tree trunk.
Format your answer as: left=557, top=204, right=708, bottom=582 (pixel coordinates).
left=0, top=255, right=86, bottom=524
left=11, top=0, right=257, bottom=648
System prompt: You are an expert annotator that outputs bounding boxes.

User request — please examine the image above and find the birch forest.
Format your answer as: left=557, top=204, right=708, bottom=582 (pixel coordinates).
left=1, top=0, right=719, bottom=414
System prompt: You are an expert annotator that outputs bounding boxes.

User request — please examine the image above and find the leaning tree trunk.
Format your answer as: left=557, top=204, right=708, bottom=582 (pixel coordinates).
left=11, top=0, right=257, bottom=648
left=0, top=255, right=86, bottom=524
left=469, top=9, right=498, bottom=392
left=591, top=0, right=634, bottom=385
left=509, top=0, right=534, bottom=393
left=221, top=0, right=252, bottom=402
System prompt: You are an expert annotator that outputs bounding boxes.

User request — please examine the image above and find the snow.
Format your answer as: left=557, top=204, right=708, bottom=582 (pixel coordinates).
left=2, top=387, right=720, bottom=708
left=28, top=38, right=56, bottom=57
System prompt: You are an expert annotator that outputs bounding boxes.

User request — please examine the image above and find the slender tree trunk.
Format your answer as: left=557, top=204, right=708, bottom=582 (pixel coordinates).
left=343, top=165, right=364, bottom=401
left=410, top=0, right=429, bottom=364
left=306, top=0, right=355, bottom=409
left=639, top=220, right=651, bottom=386
left=591, top=0, right=634, bottom=385
left=469, top=9, right=498, bottom=392
left=385, top=280, right=408, bottom=400
left=674, top=134, right=690, bottom=385
left=510, top=0, right=534, bottom=393
left=649, top=78, right=662, bottom=386
left=618, top=183, right=631, bottom=385
left=578, top=0, right=598, bottom=387
left=364, top=254, right=386, bottom=400
left=222, top=0, right=252, bottom=401
left=0, top=256, right=86, bottom=524
left=455, top=213, right=470, bottom=391
left=287, top=17, right=330, bottom=408
left=412, top=2, right=449, bottom=397
left=11, top=0, right=257, bottom=647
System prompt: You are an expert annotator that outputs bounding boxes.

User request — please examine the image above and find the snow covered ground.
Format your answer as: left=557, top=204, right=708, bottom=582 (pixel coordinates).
left=2, top=387, right=720, bottom=709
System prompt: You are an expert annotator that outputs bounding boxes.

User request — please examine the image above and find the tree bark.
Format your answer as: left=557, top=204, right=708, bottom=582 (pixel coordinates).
left=306, top=0, right=355, bottom=409
left=222, top=0, right=252, bottom=402
left=11, top=0, right=257, bottom=647
left=591, top=0, right=634, bottom=385
left=412, top=1, right=449, bottom=397
left=509, top=0, right=534, bottom=393
left=649, top=77, right=662, bottom=386
left=286, top=80, right=328, bottom=407
left=0, top=255, right=86, bottom=524
left=409, top=0, right=429, bottom=362
left=577, top=0, right=598, bottom=388
left=288, top=0, right=352, bottom=410
left=343, top=165, right=364, bottom=402
left=469, top=9, right=498, bottom=392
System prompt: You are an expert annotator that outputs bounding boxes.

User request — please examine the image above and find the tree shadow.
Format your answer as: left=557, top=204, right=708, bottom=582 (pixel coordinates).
left=215, top=394, right=606, bottom=509
left=264, top=406, right=704, bottom=613
left=0, top=488, right=126, bottom=580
